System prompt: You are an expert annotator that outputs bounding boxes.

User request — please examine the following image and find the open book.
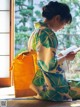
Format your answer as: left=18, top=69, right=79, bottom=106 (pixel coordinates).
left=60, top=45, right=80, bottom=56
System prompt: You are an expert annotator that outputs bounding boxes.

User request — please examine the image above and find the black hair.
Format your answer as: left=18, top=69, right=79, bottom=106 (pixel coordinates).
left=42, top=1, right=72, bottom=23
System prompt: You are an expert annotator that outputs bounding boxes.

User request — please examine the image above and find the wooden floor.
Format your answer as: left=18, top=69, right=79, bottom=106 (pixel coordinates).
left=0, top=86, right=15, bottom=99
left=0, top=87, right=80, bottom=107
left=7, top=98, right=80, bottom=107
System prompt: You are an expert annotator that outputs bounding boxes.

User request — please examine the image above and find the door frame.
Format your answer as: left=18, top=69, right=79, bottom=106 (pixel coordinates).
left=0, top=0, right=14, bottom=87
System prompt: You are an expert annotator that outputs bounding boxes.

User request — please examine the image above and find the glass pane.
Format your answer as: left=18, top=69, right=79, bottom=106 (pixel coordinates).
left=0, top=11, right=10, bottom=32
left=0, top=34, right=10, bottom=55
left=0, top=56, right=10, bottom=77
left=0, top=0, right=10, bottom=10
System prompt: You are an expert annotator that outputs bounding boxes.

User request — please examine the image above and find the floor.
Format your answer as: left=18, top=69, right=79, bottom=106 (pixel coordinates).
left=0, top=86, right=80, bottom=107
left=7, top=99, right=80, bottom=107
left=0, top=86, right=15, bottom=99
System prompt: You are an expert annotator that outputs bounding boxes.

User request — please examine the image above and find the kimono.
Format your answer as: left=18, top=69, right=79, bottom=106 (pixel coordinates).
left=28, top=21, right=80, bottom=101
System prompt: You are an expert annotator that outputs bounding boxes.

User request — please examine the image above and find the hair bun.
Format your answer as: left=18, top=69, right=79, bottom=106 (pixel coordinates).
left=48, top=1, right=58, bottom=6
left=43, top=1, right=58, bottom=10
left=42, top=1, right=72, bottom=22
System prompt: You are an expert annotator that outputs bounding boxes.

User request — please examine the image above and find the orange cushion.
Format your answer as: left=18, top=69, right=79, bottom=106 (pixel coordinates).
left=11, top=51, right=37, bottom=97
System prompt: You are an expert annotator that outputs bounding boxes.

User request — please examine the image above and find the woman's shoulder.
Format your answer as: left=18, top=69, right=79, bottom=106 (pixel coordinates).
left=39, top=26, right=55, bottom=38
left=34, top=21, right=54, bottom=34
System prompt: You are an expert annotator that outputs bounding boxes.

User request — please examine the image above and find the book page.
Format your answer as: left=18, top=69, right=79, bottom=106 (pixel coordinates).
left=73, top=47, right=80, bottom=53
left=60, top=45, right=77, bottom=56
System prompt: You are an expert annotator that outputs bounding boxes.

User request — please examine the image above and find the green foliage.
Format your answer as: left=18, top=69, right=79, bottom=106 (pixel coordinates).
left=19, top=17, right=27, bottom=24
left=15, top=26, right=18, bottom=33
left=27, top=5, right=34, bottom=10
left=20, top=9, right=33, bottom=16
left=15, top=0, right=26, bottom=6
left=35, top=10, right=42, bottom=18
left=19, top=26, right=28, bottom=32
left=31, top=17, right=36, bottom=22
left=39, top=1, right=46, bottom=7
left=77, top=52, right=80, bottom=58
left=15, top=32, right=30, bottom=55
left=15, top=33, right=29, bottom=44
left=15, top=47, right=27, bottom=56
left=15, top=0, right=34, bottom=33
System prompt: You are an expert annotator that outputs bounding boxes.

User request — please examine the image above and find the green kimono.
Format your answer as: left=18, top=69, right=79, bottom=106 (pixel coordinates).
left=28, top=21, right=80, bottom=101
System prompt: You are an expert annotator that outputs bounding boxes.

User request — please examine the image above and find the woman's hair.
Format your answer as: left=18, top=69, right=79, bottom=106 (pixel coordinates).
left=42, top=1, right=72, bottom=23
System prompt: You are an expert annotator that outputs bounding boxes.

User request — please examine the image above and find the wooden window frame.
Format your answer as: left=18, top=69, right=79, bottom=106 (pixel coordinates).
left=0, top=0, right=14, bottom=87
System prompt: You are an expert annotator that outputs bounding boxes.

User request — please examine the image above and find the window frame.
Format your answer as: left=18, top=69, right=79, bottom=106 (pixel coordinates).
left=0, top=0, right=14, bottom=87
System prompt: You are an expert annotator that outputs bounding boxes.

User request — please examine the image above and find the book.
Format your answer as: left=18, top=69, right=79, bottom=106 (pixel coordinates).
left=60, top=45, right=80, bottom=56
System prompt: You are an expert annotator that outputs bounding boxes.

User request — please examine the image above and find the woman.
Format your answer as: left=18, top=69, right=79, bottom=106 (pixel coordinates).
left=28, top=1, right=80, bottom=101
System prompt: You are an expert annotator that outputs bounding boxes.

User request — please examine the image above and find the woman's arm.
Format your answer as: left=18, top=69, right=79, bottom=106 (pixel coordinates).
left=57, top=52, right=76, bottom=64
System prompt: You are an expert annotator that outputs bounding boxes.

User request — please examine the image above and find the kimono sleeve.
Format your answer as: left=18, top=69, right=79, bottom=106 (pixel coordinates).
left=36, top=28, right=58, bottom=73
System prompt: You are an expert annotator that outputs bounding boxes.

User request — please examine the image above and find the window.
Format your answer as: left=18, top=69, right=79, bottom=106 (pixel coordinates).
left=0, top=0, right=10, bottom=77
left=0, top=0, right=14, bottom=86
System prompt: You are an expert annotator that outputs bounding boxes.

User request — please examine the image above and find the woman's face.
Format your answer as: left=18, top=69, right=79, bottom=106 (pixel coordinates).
left=53, top=20, right=67, bottom=32
left=51, top=16, right=68, bottom=32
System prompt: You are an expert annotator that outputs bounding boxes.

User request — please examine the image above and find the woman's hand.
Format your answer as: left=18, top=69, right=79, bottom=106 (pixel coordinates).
left=65, top=52, right=76, bottom=61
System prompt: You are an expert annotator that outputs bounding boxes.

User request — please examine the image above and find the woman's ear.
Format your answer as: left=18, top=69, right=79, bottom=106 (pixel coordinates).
left=54, top=15, right=61, bottom=23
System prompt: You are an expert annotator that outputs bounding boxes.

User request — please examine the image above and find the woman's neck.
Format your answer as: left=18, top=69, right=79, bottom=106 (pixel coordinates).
left=44, top=19, right=55, bottom=31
